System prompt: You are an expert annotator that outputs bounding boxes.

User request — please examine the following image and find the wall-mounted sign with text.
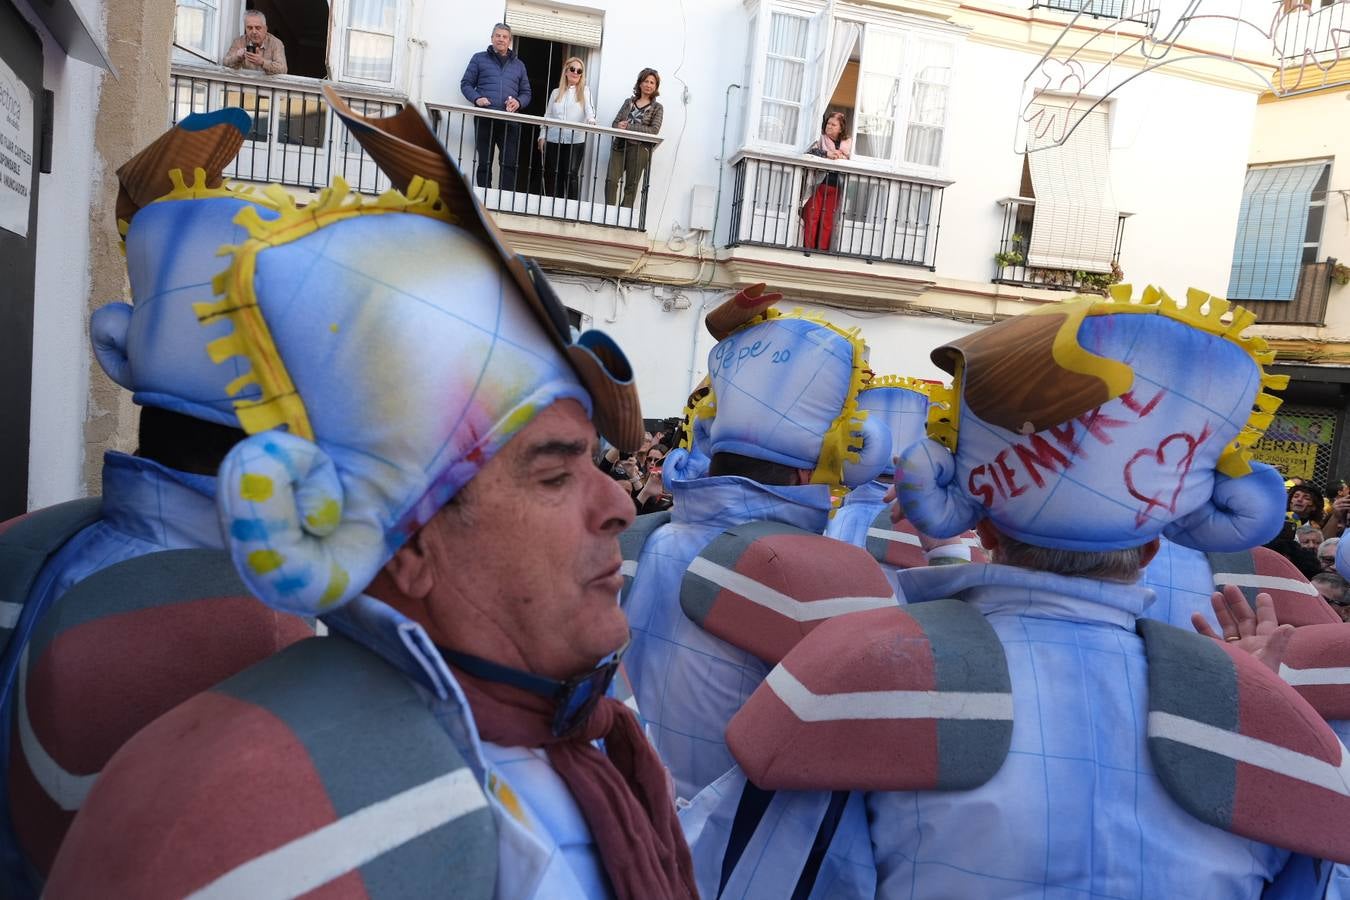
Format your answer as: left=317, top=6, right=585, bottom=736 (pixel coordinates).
left=0, top=55, right=34, bottom=239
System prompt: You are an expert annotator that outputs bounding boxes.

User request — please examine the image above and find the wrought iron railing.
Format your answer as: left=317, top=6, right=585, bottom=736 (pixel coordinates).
left=1240, top=260, right=1338, bottom=326
left=424, top=103, right=663, bottom=232
left=727, top=152, right=945, bottom=269
left=993, top=196, right=1129, bottom=293
left=168, top=64, right=403, bottom=194
left=1274, top=0, right=1350, bottom=63
left=1031, top=0, right=1157, bottom=24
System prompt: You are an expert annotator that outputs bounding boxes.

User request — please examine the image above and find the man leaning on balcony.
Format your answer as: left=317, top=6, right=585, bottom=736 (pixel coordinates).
left=460, top=22, right=531, bottom=191
left=222, top=10, right=287, bottom=76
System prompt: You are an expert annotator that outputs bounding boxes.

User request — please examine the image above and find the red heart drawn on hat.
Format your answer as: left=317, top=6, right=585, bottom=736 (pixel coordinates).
left=1124, top=427, right=1211, bottom=529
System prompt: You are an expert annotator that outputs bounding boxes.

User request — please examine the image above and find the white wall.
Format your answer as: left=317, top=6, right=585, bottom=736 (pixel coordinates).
left=15, top=0, right=103, bottom=509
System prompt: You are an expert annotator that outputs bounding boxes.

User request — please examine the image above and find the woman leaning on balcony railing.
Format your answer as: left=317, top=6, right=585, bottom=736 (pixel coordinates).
left=537, top=57, right=597, bottom=201
left=801, top=111, right=851, bottom=251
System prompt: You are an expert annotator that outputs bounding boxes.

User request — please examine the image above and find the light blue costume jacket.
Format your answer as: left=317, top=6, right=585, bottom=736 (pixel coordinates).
left=1140, top=536, right=1219, bottom=629
left=324, top=594, right=615, bottom=899
left=0, top=452, right=222, bottom=891
left=688, top=564, right=1313, bottom=899
left=822, top=480, right=887, bottom=547
left=623, top=466, right=833, bottom=802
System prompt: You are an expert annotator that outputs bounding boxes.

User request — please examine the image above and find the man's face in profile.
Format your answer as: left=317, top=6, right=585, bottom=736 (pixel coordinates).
left=244, top=17, right=267, bottom=46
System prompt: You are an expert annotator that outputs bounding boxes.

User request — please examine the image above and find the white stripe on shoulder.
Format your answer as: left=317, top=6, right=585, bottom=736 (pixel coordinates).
left=866, top=527, right=921, bottom=547
left=1148, top=711, right=1350, bottom=797
left=766, top=664, right=1013, bottom=723
left=1210, top=572, right=1319, bottom=596
left=188, top=767, right=488, bottom=900
left=687, top=556, right=895, bottom=622
left=1279, top=663, right=1350, bottom=687
left=17, top=647, right=99, bottom=811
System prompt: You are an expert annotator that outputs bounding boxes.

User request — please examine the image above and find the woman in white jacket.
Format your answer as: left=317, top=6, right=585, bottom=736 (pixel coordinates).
left=537, top=57, right=597, bottom=200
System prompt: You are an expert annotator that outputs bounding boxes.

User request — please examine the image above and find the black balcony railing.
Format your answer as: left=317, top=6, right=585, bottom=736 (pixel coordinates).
left=1031, top=0, right=1156, bottom=24
left=169, top=65, right=401, bottom=194
left=727, top=153, right=945, bottom=269
left=1237, top=260, right=1338, bottom=326
left=425, top=104, right=663, bottom=232
left=993, top=196, right=1128, bottom=293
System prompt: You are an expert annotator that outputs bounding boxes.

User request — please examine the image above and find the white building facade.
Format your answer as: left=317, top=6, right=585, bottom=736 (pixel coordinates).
left=26, top=0, right=1314, bottom=505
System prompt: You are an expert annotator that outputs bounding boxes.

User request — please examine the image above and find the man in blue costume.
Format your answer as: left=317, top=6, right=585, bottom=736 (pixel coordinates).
left=0, top=109, right=315, bottom=890
left=696, top=286, right=1350, bottom=898
left=47, top=90, right=696, bottom=900
left=623, top=288, right=893, bottom=802
left=824, top=376, right=979, bottom=591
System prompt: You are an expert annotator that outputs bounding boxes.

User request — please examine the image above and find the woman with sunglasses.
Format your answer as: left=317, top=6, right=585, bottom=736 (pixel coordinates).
left=605, top=68, right=664, bottom=208
left=538, top=56, right=597, bottom=200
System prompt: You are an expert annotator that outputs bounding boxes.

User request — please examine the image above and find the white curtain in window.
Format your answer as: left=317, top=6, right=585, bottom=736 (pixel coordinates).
left=759, top=12, right=809, bottom=145
left=815, top=20, right=861, bottom=135
left=904, top=40, right=951, bottom=168
left=1025, top=100, right=1119, bottom=273
left=854, top=27, right=905, bottom=160
left=349, top=0, right=396, bottom=31
left=175, top=0, right=218, bottom=57
left=347, top=0, right=396, bottom=81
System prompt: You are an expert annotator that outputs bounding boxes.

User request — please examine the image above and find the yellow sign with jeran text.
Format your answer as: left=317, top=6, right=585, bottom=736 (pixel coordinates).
left=1252, top=438, right=1319, bottom=481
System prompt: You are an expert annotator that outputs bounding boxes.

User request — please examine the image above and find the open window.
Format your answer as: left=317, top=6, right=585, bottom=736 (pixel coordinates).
left=499, top=1, right=604, bottom=193
left=744, top=3, right=956, bottom=172
left=171, top=0, right=413, bottom=85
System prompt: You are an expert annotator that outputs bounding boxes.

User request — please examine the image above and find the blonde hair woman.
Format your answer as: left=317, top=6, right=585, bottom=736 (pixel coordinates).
left=537, top=56, right=597, bottom=200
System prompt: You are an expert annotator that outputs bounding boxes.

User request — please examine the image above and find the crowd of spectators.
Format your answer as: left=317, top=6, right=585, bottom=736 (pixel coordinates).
left=598, top=420, right=679, bottom=515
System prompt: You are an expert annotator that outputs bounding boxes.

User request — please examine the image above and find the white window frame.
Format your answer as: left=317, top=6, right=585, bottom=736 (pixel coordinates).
left=174, top=0, right=252, bottom=64
left=331, top=0, right=410, bottom=88
left=747, top=5, right=817, bottom=152
left=742, top=0, right=961, bottom=178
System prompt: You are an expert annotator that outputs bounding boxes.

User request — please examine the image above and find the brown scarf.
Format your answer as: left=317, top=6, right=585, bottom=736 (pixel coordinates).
left=453, top=667, right=697, bottom=900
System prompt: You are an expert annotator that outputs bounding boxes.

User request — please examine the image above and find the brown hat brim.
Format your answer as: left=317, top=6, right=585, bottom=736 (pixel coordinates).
left=116, top=108, right=250, bottom=226
left=706, top=283, right=783, bottom=340
left=932, top=308, right=1126, bottom=435
left=322, top=85, right=643, bottom=451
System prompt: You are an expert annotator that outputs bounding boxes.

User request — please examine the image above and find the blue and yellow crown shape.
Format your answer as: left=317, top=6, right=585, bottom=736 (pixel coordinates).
left=704, top=308, right=890, bottom=491
left=857, top=376, right=931, bottom=478
left=898, top=286, right=1289, bottom=552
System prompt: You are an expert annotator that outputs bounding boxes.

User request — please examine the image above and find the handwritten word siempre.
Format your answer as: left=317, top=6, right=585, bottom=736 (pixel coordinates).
left=967, top=388, right=1164, bottom=508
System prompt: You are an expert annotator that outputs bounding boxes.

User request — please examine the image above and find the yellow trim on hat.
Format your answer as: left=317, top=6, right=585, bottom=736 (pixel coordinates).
left=860, top=375, right=933, bottom=395
left=928, top=285, right=1286, bottom=476
left=678, top=382, right=716, bottom=452
left=192, top=176, right=455, bottom=440
left=926, top=369, right=962, bottom=452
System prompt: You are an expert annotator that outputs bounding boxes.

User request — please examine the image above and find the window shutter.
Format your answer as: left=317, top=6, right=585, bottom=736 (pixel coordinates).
left=1024, top=99, right=1119, bottom=273
left=504, top=1, right=603, bottom=48
left=1227, top=162, right=1328, bottom=302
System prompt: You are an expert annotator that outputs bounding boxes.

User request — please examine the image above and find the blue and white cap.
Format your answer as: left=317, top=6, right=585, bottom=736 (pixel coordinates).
left=897, top=287, right=1290, bottom=552
left=91, top=108, right=279, bottom=427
